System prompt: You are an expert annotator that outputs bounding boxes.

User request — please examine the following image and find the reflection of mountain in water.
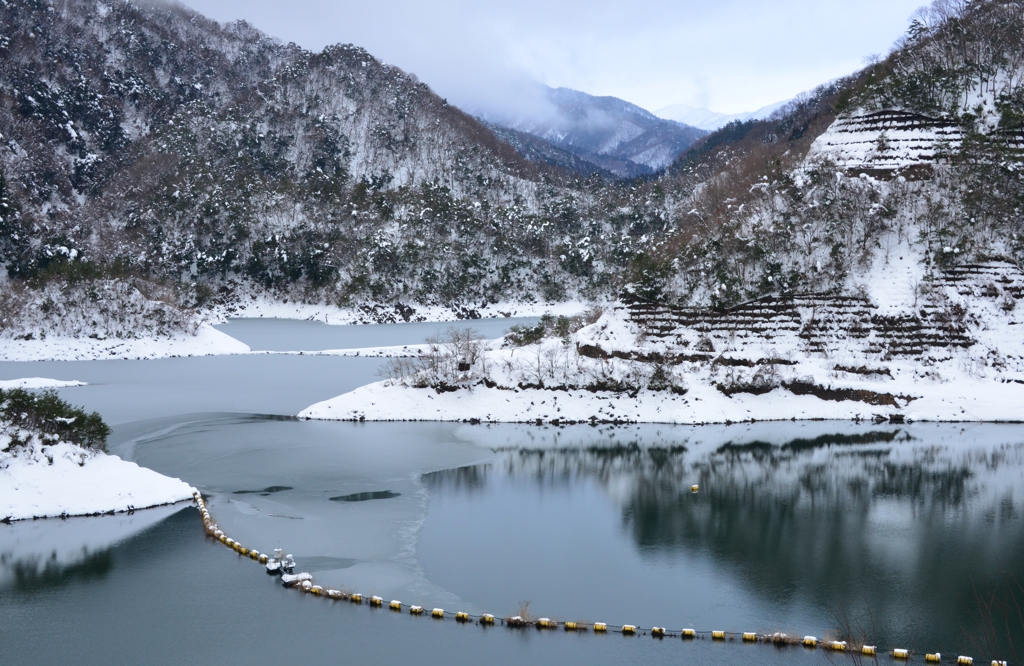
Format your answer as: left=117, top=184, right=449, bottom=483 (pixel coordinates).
left=429, top=425, right=1024, bottom=656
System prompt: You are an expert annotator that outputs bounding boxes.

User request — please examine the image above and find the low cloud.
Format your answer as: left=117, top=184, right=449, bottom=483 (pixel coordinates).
left=182, top=0, right=926, bottom=114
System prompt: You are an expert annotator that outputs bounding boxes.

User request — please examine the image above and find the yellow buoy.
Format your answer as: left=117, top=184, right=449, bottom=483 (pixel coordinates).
left=310, top=585, right=323, bottom=595
left=564, top=622, right=578, bottom=631
left=743, top=632, right=757, bottom=642
left=926, top=654, right=941, bottom=663
left=389, top=600, right=402, bottom=611
left=712, top=631, right=726, bottom=640
left=481, top=614, right=495, bottom=624
left=895, top=649, right=910, bottom=659
left=249, top=550, right=259, bottom=560
left=803, top=636, right=818, bottom=648
left=239, top=547, right=248, bottom=556
left=957, top=657, right=973, bottom=665
left=327, top=590, right=342, bottom=599
left=370, top=596, right=383, bottom=607
left=691, top=485, right=699, bottom=492
left=410, top=605, right=424, bottom=615
left=831, top=641, right=848, bottom=652
left=682, top=629, right=696, bottom=639
left=992, top=661, right=1007, bottom=666
left=652, top=627, right=665, bottom=637
left=621, top=625, right=636, bottom=635
left=538, top=618, right=556, bottom=629
left=258, top=554, right=268, bottom=564
left=594, top=623, right=608, bottom=632
left=350, top=594, right=363, bottom=604
left=863, top=646, right=877, bottom=655
left=432, top=608, right=445, bottom=619
left=456, top=612, right=470, bottom=622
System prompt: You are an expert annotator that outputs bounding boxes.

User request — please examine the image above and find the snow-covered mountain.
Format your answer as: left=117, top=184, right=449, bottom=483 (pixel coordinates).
left=655, top=101, right=788, bottom=131
left=473, top=84, right=707, bottom=178
left=0, top=0, right=663, bottom=331
left=1, top=0, right=1022, bottom=358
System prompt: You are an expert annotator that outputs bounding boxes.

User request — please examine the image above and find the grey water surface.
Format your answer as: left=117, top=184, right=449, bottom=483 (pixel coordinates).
left=2, top=319, right=1023, bottom=665
left=213, top=315, right=541, bottom=352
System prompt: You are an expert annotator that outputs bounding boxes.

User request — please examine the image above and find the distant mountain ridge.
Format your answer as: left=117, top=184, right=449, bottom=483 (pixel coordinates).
left=473, top=85, right=707, bottom=178
left=656, top=101, right=787, bottom=131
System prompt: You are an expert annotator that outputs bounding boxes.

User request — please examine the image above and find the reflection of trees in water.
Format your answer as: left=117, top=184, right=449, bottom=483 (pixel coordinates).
left=430, top=432, right=1024, bottom=654
left=6, top=550, right=114, bottom=591
left=421, top=464, right=489, bottom=493
left=0, top=508, right=196, bottom=595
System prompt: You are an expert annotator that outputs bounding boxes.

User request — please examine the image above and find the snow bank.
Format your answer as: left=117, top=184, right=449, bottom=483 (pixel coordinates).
left=302, top=257, right=1024, bottom=426
left=215, top=297, right=588, bottom=326
left=0, top=323, right=250, bottom=362
left=300, top=373, right=1024, bottom=425
left=0, top=378, right=87, bottom=389
left=1, top=436, right=195, bottom=521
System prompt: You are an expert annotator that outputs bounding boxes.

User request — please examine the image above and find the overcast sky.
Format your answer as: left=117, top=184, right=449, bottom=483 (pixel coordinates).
left=180, top=0, right=927, bottom=115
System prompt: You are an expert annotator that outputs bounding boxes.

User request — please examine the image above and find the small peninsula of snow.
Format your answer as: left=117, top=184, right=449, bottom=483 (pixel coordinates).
left=301, top=257, right=1024, bottom=425
left=0, top=323, right=250, bottom=362
left=0, top=378, right=87, bottom=389
left=1, top=436, right=195, bottom=521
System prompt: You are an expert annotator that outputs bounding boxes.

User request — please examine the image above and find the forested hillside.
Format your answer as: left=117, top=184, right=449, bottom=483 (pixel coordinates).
left=0, top=0, right=1021, bottom=340
left=644, top=0, right=1024, bottom=308
left=0, top=0, right=666, bottom=336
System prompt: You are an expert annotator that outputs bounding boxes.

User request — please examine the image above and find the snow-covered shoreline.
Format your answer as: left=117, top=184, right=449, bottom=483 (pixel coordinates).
left=213, top=297, right=588, bottom=326
left=299, top=374, right=1024, bottom=425
left=0, top=437, right=196, bottom=522
left=301, top=257, right=1024, bottom=426
left=0, top=323, right=250, bottom=362
left=0, top=301, right=586, bottom=362
left=0, top=378, right=87, bottom=389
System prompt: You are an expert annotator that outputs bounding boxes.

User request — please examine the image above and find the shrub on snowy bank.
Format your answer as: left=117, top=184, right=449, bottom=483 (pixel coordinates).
left=378, top=315, right=689, bottom=396
left=379, top=328, right=491, bottom=390
left=0, top=388, right=110, bottom=453
left=0, top=389, right=194, bottom=522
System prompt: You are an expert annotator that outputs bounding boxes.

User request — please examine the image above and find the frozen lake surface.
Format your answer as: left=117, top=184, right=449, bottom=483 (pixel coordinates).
left=2, top=317, right=1023, bottom=665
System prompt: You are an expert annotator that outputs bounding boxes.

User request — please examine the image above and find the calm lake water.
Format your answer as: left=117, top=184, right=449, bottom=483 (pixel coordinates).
left=2, top=318, right=1023, bottom=665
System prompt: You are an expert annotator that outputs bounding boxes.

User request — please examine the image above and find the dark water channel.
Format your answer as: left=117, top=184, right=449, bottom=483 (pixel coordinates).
left=2, top=319, right=1023, bottom=665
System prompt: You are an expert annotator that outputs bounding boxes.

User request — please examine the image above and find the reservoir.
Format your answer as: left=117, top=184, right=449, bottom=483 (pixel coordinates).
left=2, top=318, right=1022, bottom=664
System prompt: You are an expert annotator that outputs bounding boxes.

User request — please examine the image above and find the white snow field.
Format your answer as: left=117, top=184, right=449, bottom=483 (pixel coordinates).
left=0, top=323, right=250, bottom=361
left=0, top=434, right=196, bottom=521
left=0, top=378, right=87, bottom=389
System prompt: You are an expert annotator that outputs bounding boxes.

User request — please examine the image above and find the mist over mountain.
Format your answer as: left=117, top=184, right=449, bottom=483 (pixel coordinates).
left=1, top=0, right=1022, bottom=340
left=655, top=100, right=788, bottom=131
left=470, top=83, right=707, bottom=178
left=0, top=0, right=658, bottom=332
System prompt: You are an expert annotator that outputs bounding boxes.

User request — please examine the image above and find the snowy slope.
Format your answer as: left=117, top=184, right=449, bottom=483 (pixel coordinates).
left=806, top=110, right=964, bottom=172
left=301, top=255, right=1024, bottom=425
left=475, top=84, right=706, bottom=175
